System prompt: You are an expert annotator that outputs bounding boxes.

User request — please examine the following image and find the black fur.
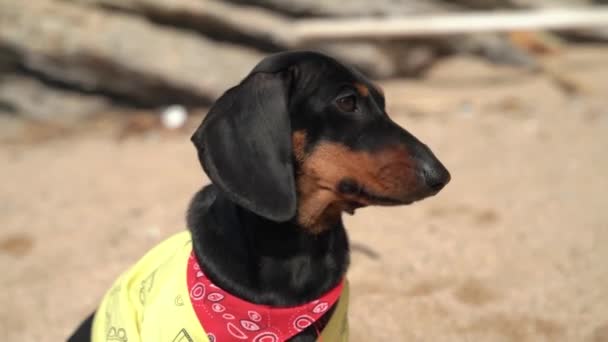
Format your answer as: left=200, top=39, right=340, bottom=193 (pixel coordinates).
left=191, top=70, right=297, bottom=222
left=187, top=186, right=345, bottom=341
left=68, top=51, right=450, bottom=342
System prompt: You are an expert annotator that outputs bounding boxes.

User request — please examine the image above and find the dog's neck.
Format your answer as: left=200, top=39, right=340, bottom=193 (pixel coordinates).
left=187, top=185, right=350, bottom=307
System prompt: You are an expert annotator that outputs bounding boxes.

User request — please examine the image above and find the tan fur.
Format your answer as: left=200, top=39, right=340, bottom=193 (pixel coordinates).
left=292, top=132, right=416, bottom=233
left=372, top=82, right=384, bottom=97
left=353, top=82, right=370, bottom=97
left=292, top=130, right=307, bottom=164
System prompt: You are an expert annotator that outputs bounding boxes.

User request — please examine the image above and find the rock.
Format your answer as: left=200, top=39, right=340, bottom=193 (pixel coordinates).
left=226, top=0, right=453, bottom=18
left=558, top=28, right=608, bottom=43
left=508, top=0, right=592, bottom=7
left=69, top=0, right=293, bottom=50
left=61, top=0, right=535, bottom=79
left=311, top=41, right=440, bottom=78
left=0, top=0, right=563, bottom=126
left=225, top=0, right=594, bottom=17
left=0, top=74, right=114, bottom=123
left=449, top=34, right=537, bottom=68
left=439, top=0, right=592, bottom=9
left=63, top=0, right=444, bottom=77
left=309, top=42, right=399, bottom=78
left=0, top=0, right=263, bottom=107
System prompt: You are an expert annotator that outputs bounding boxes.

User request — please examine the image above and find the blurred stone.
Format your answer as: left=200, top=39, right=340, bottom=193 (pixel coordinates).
left=226, top=0, right=453, bottom=17
left=449, top=34, right=538, bottom=68
left=509, top=0, right=592, bottom=7
left=0, top=0, right=595, bottom=128
left=68, top=0, right=442, bottom=77
left=0, top=0, right=263, bottom=107
left=69, top=0, right=292, bottom=50
left=0, top=74, right=113, bottom=123
left=312, top=41, right=440, bottom=78
left=509, top=31, right=563, bottom=56
left=310, top=42, right=399, bottom=78
left=226, top=0, right=596, bottom=17
left=426, top=56, right=526, bottom=83
left=558, top=28, right=608, bottom=43
left=448, top=0, right=592, bottom=8
left=59, top=0, right=536, bottom=79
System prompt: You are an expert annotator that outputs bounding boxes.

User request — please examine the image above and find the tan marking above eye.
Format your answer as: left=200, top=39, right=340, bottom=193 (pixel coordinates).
left=372, top=82, right=384, bottom=97
left=353, top=82, right=369, bottom=97
left=291, top=130, right=307, bottom=164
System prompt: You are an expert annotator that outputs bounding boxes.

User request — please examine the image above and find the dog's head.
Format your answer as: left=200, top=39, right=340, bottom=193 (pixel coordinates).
left=192, top=51, right=450, bottom=232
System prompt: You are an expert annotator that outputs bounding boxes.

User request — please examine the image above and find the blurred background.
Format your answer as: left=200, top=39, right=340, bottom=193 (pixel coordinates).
left=1, top=0, right=607, bottom=341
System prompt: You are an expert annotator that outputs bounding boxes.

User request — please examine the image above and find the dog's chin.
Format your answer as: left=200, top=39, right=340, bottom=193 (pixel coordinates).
left=342, top=201, right=365, bottom=215
left=390, top=188, right=445, bottom=206
left=337, top=179, right=447, bottom=215
left=343, top=187, right=444, bottom=214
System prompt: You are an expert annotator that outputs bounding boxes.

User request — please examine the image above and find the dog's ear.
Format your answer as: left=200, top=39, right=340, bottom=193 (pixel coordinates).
left=191, top=70, right=296, bottom=222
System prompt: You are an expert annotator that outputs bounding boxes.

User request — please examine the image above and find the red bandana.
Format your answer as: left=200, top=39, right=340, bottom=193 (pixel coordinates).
left=187, top=252, right=344, bottom=342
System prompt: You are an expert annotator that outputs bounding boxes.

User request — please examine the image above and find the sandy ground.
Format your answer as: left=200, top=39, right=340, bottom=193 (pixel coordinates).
left=1, top=46, right=607, bottom=342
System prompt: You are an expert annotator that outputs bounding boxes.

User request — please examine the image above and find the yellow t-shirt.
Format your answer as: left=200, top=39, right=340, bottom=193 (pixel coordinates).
left=91, top=231, right=349, bottom=341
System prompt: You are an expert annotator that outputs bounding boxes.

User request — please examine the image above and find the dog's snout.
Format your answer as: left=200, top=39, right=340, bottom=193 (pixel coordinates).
left=421, top=160, right=451, bottom=192
left=368, top=121, right=451, bottom=200
left=411, top=142, right=450, bottom=193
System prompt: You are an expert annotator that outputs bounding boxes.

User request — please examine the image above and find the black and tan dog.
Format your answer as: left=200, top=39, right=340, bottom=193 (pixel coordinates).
left=69, top=51, right=450, bottom=342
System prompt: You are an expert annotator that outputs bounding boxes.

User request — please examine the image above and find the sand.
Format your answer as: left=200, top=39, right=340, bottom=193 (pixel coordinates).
left=1, top=46, right=607, bottom=342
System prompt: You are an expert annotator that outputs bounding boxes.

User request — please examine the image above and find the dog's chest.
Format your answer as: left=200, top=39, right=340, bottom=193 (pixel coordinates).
left=91, top=231, right=349, bottom=342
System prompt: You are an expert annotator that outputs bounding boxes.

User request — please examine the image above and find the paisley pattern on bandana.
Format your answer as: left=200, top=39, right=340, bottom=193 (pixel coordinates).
left=187, top=252, right=344, bottom=341
left=91, top=231, right=348, bottom=342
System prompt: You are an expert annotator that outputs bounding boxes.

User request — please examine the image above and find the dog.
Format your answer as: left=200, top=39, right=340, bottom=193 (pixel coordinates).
left=68, top=51, right=450, bottom=342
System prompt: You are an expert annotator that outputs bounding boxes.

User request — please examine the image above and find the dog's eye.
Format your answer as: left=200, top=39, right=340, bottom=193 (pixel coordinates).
left=337, top=95, right=357, bottom=112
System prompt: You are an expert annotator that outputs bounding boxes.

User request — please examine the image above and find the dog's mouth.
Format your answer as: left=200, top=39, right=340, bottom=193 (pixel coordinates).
left=357, top=187, right=403, bottom=206
left=337, top=179, right=409, bottom=215
left=337, top=178, right=444, bottom=215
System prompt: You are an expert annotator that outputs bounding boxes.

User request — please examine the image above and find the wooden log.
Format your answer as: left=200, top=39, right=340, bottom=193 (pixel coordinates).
left=294, top=7, right=608, bottom=42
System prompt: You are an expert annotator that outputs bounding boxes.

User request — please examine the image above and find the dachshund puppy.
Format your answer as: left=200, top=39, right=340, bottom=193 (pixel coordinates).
left=68, top=51, right=450, bottom=342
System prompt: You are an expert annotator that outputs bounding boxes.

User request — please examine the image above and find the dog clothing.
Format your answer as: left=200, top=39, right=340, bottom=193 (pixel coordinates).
left=91, top=231, right=349, bottom=342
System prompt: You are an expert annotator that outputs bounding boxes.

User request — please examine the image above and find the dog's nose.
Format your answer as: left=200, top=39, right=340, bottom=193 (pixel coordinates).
left=421, top=159, right=451, bottom=192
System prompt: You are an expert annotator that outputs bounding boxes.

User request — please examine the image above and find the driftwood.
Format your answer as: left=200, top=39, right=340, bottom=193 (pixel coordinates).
left=60, top=0, right=540, bottom=77
left=293, top=8, right=608, bottom=42
left=67, top=0, right=439, bottom=78
left=0, top=0, right=559, bottom=104
left=1, top=0, right=605, bottom=123
left=221, top=0, right=456, bottom=18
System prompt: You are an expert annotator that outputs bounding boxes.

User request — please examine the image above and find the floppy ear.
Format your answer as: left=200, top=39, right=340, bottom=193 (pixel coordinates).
left=191, top=70, right=296, bottom=222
